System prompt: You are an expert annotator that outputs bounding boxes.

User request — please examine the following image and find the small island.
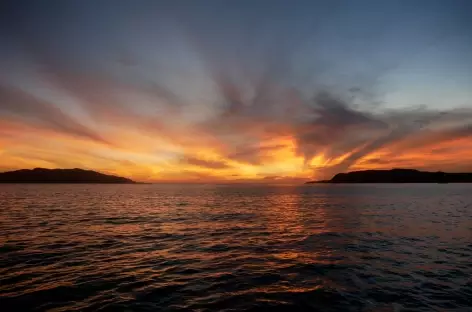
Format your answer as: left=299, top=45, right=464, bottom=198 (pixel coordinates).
left=0, top=168, right=136, bottom=184
left=306, top=169, right=472, bottom=184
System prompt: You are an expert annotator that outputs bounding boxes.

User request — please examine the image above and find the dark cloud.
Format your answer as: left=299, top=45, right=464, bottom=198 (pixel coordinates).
left=262, top=176, right=281, bottom=180
left=293, top=91, right=388, bottom=161
left=182, top=156, right=231, bottom=170
left=227, top=144, right=288, bottom=164
left=0, top=84, right=109, bottom=144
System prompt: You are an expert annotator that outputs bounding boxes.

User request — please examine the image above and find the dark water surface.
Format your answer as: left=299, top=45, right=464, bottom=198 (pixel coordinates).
left=1, top=184, right=471, bottom=311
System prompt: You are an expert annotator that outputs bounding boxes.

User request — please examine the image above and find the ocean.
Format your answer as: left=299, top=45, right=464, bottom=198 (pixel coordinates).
left=0, top=184, right=471, bottom=311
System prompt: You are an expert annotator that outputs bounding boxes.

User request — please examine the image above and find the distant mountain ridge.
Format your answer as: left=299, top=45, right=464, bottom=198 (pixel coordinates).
left=0, top=168, right=135, bottom=184
left=306, top=169, right=472, bottom=184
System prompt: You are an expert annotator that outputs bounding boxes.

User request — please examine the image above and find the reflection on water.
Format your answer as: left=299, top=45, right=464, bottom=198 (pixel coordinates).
left=0, top=184, right=471, bottom=311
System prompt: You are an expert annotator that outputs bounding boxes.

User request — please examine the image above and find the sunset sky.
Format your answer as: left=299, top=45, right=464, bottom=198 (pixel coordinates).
left=1, top=0, right=472, bottom=182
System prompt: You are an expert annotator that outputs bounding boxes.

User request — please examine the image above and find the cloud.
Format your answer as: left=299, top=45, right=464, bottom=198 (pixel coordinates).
left=226, top=144, right=288, bottom=164
left=182, top=156, right=231, bottom=170
left=292, top=91, right=387, bottom=161
left=0, top=84, right=109, bottom=144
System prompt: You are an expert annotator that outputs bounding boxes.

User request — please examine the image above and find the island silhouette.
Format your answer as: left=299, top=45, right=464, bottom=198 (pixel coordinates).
left=2, top=167, right=472, bottom=184
left=306, top=169, right=472, bottom=184
left=0, top=168, right=135, bottom=184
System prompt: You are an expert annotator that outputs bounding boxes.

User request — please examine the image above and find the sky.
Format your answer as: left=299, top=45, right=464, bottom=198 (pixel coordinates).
left=1, top=0, right=472, bottom=183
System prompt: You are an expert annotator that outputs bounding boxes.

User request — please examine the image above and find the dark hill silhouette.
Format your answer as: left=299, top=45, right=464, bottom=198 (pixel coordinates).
left=0, top=168, right=135, bottom=184
left=306, top=169, right=472, bottom=184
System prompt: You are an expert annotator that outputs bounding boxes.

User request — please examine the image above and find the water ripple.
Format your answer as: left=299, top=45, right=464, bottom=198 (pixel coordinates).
left=1, top=184, right=471, bottom=311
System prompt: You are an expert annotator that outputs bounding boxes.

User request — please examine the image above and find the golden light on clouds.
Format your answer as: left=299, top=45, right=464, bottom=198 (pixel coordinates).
left=2, top=109, right=472, bottom=183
